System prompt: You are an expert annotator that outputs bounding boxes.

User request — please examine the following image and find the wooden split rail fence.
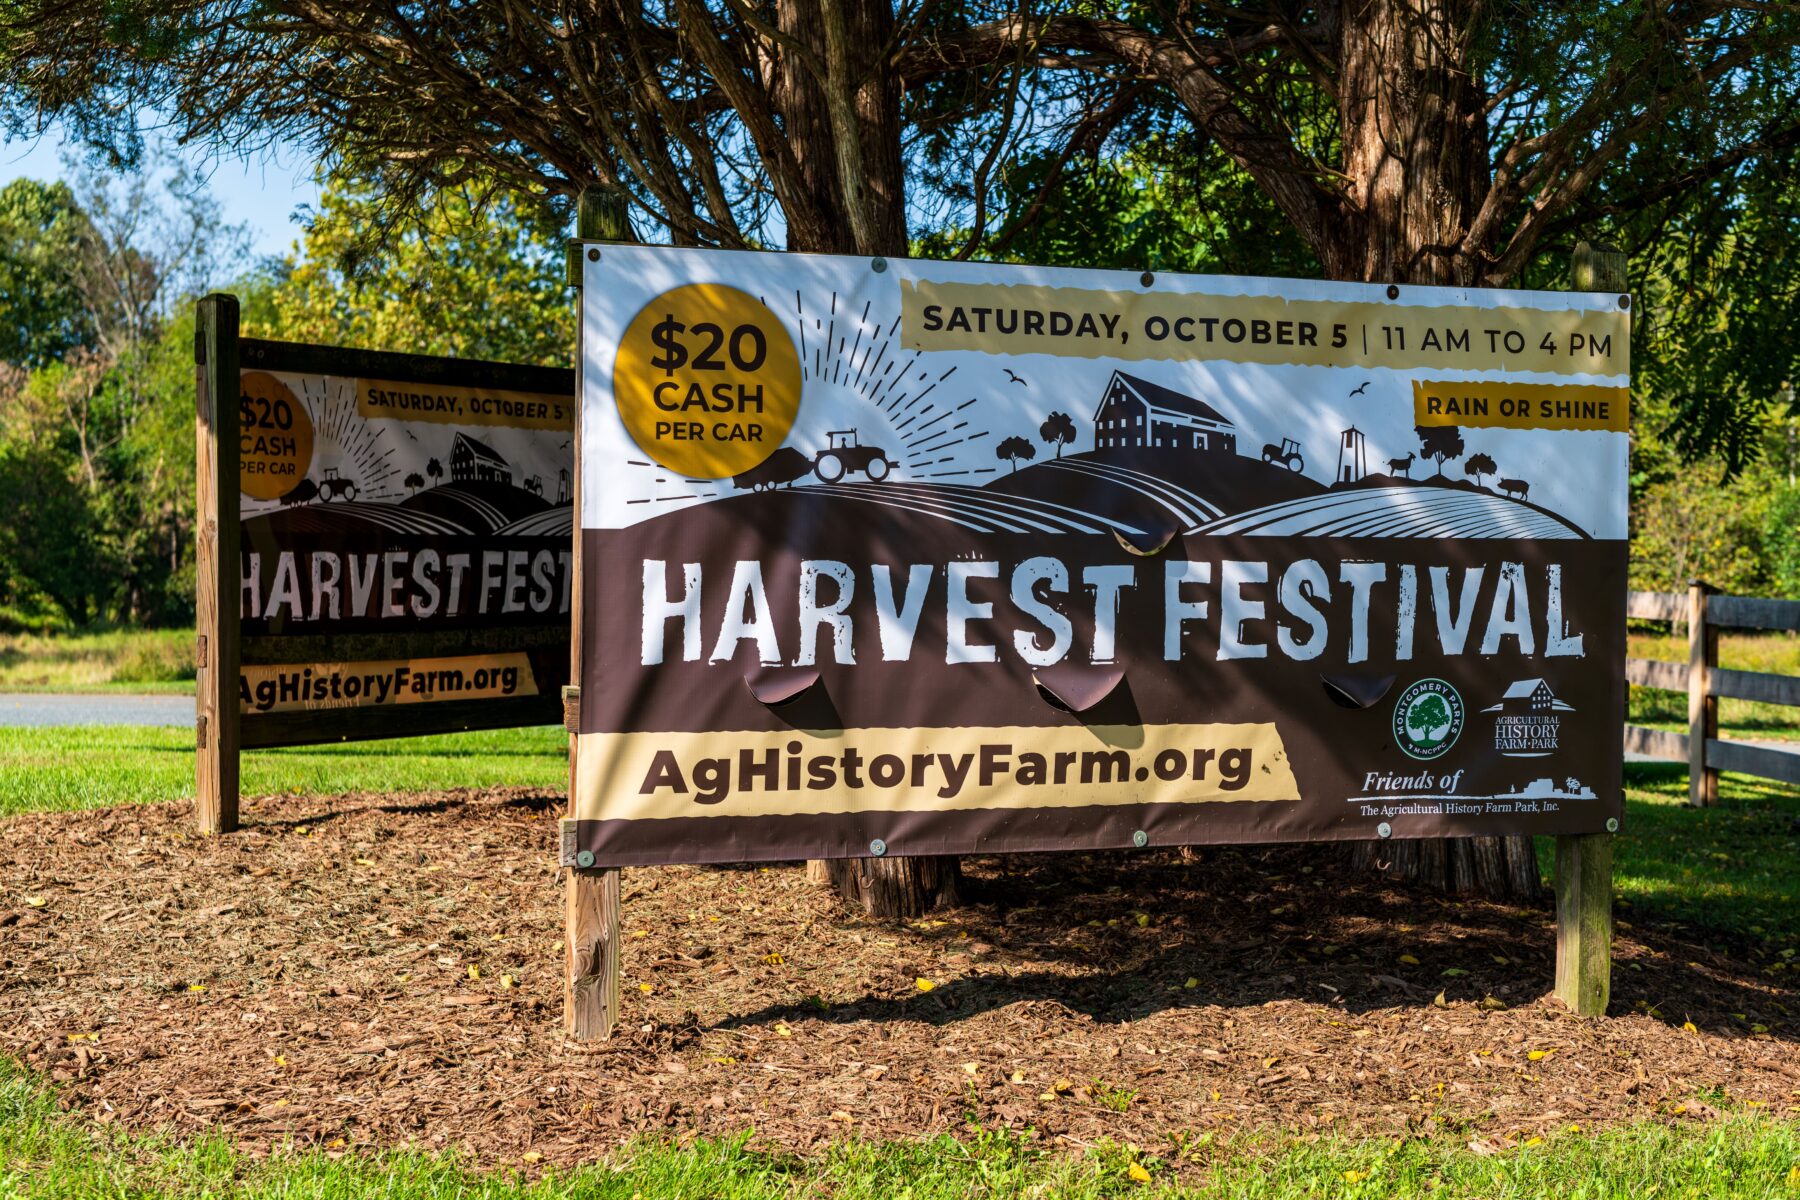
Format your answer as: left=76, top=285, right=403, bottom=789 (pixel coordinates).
left=1625, top=584, right=1800, bottom=804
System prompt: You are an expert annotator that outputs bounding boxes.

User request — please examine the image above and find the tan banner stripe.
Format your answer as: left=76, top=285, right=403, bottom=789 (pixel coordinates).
left=574, top=723, right=1300, bottom=822
left=901, top=280, right=1629, bottom=376
left=240, top=652, right=538, bottom=714
left=357, top=378, right=574, bottom=431
left=1412, top=380, right=1629, bottom=431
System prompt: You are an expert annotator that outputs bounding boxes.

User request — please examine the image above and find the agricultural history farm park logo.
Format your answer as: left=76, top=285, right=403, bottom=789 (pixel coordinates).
left=1392, top=678, right=1465, bottom=761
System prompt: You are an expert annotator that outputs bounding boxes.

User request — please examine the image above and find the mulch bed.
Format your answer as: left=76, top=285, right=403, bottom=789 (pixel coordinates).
left=2, top=787, right=1796, bottom=1168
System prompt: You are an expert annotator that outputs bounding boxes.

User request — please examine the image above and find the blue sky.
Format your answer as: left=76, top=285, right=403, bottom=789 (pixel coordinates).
left=0, top=125, right=320, bottom=260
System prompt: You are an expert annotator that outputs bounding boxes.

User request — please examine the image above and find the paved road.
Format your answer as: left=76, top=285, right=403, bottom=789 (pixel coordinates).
left=0, top=693, right=192, bottom=727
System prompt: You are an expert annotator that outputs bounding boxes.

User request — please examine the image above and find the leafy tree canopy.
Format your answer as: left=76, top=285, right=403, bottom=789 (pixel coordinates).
left=256, top=175, right=573, bottom=367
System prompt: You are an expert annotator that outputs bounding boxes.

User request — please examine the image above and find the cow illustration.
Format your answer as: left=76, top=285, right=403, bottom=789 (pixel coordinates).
left=1499, top=478, right=1530, bottom=501
left=1386, top=452, right=1414, bottom=478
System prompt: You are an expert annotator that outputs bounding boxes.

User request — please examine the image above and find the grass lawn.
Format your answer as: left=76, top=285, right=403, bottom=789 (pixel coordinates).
left=2, top=1054, right=1797, bottom=1198
left=0, top=628, right=196, bottom=694
left=1630, top=630, right=1800, bottom=741
left=0, top=724, right=567, bottom=818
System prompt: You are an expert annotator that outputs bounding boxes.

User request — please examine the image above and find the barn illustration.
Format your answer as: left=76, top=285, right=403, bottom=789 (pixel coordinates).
left=451, top=431, right=513, bottom=484
left=1482, top=678, right=1575, bottom=714
left=1092, top=370, right=1238, bottom=454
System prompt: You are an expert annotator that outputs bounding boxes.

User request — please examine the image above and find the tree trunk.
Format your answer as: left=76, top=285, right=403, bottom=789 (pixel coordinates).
left=1322, top=0, right=1488, bottom=285
left=823, top=853, right=963, bottom=916
left=1328, top=0, right=1540, bottom=900
left=775, top=0, right=957, bottom=916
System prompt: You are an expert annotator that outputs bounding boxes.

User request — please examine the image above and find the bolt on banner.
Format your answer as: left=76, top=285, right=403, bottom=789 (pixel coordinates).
left=571, top=250, right=1628, bottom=866
left=233, top=340, right=574, bottom=745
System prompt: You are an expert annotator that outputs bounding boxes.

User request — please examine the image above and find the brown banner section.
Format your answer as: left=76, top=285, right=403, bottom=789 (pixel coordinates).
left=574, top=506, right=1627, bottom=862
left=565, top=790, right=1616, bottom=868
left=573, top=722, right=1298, bottom=823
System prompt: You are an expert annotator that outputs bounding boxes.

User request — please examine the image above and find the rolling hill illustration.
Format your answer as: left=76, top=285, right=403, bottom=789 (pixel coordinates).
left=246, top=432, right=570, bottom=539
left=688, top=370, right=1586, bottom=541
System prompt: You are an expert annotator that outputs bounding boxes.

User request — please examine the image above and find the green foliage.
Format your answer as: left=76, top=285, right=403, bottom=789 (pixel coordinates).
left=0, top=437, right=103, bottom=623
left=1629, top=459, right=1787, bottom=596
left=257, top=175, right=573, bottom=368
left=0, top=178, right=93, bottom=366
left=918, top=138, right=1316, bottom=279
left=1629, top=165, right=1800, bottom=478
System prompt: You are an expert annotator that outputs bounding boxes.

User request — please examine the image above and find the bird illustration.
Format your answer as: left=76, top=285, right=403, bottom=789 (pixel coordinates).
left=1004, top=369, right=1028, bottom=386
left=1349, top=381, right=1371, bottom=397
left=559, top=438, right=571, bottom=449
left=405, top=429, right=418, bottom=440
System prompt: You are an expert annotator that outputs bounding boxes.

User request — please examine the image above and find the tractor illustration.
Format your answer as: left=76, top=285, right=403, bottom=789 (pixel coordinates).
left=1261, top=437, right=1305, bottom=472
left=524, top=474, right=544, bottom=496
left=318, top=467, right=358, bottom=502
left=813, top=429, right=892, bottom=483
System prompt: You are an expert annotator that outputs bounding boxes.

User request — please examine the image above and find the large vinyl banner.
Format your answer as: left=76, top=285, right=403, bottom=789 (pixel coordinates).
left=572, top=248, right=1629, bottom=865
left=235, top=340, right=574, bottom=744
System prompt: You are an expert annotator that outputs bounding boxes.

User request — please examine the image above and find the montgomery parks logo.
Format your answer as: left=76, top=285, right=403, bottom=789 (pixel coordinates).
left=1392, top=678, right=1465, bottom=761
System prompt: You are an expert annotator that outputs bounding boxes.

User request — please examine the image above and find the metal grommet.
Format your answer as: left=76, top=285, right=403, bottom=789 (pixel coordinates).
left=871, top=257, right=888, bottom=274
left=1376, top=822, right=1393, bottom=839
left=575, top=850, right=596, bottom=868
left=1385, top=284, right=1400, bottom=300
left=1139, top=271, right=1154, bottom=287
left=1618, top=295, right=1630, bottom=310
left=1131, top=830, right=1149, bottom=848
left=586, top=248, right=600, bottom=262
left=869, top=838, right=887, bottom=856
left=1605, top=817, right=1620, bottom=833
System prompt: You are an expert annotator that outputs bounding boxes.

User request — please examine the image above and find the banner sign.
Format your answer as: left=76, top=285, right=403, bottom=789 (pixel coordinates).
left=572, top=248, right=1628, bottom=865
left=235, top=340, right=574, bottom=744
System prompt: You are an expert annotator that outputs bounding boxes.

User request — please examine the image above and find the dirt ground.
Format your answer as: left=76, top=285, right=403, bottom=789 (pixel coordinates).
left=2, top=787, right=1797, bottom=1167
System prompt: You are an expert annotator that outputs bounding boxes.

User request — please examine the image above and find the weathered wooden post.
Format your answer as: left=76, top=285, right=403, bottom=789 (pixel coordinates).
left=1687, top=580, right=1719, bottom=806
left=195, top=294, right=242, bottom=834
left=1552, top=240, right=1627, bottom=1016
left=564, top=187, right=631, bottom=1042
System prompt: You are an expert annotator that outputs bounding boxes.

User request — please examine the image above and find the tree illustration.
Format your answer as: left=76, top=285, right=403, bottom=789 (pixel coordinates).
left=1039, top=411, right=1076, bottom=458
left=426, top=456, right=443, bottom=485
left=1415, top=425, right=1465, bottom=477
left=1464, top=451, right=1497, bottom=488
left=1407, top=693, right=1453, bottom=744
left=404, top=471, right=425, bottom=494
left=996, top=435, right=1036, bottom=473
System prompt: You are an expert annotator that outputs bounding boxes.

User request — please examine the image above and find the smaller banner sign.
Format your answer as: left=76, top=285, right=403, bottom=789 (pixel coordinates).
left=232, top=340, right=574, bottom=742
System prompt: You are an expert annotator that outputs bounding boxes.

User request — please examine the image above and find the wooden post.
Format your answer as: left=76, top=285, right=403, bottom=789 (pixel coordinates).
left=195, top=294, right=241, bottom=834
left=1551, top=241, right=1626, bottom=1016
left=565, top=187, right=632, bottom=1043
left=1688, top=580, right=1718, bottom=806
left=1553, top=831, right=1612, bottom=1015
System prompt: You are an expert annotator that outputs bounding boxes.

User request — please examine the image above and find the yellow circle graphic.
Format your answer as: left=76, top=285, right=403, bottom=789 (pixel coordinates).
left=613, top=284, right=801, bottom=479
left=238, top=372, right=315, bottom=500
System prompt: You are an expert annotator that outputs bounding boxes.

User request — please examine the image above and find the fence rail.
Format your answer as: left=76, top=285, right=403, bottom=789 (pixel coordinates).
left=1626, top=585, right=1800, bottom=802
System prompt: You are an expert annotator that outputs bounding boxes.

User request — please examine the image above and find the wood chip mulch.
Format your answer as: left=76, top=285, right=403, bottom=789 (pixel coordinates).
left=1, top=787, right=1796, bottom=1168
